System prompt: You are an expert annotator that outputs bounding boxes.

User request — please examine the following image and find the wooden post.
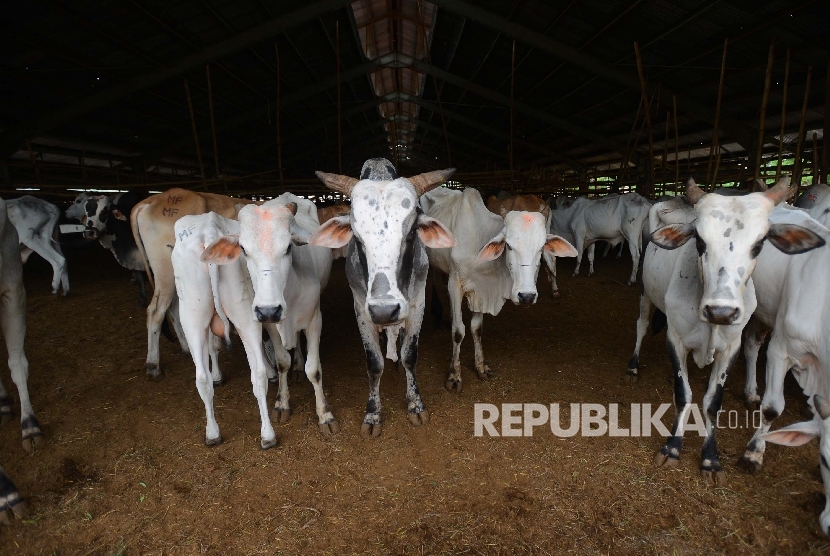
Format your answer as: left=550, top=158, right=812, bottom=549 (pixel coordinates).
left=509, top=38, right=516, bottom=173
left=712, top=147, right=723, bottom=186
left=24, top=140, right=41, bottom=184
left=707, top=39, right=728, bottom=186
left=633, top=42, right=655, bottom=197
left=662, top=111, right=669, bottom=193
left=275, top=43, right=284, bottom=182
left=793, top=66, right=812, bottom=188
left=672, top=95, right=679, bottom=192
left=813, top=132, right=819, bottom=184
left=183, top=79, right=206, bottom=185
left=336, top=20, right=342, bottom=174
left=754, top=39, right=775, bottom=180
left=205, top=65, right=220, bottom=178
left=776, top=48, right=791, bottom=181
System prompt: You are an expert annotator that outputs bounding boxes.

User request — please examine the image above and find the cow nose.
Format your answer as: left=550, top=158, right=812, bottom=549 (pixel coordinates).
left=368, top=303, right=401, bottom=325
left=702, top=305, right=740, bottom=325
left=254, top=305, right=283, bottom=323
left=517, top=292, right=537, bottom=305
left=82, top=226, right=98, bottom=240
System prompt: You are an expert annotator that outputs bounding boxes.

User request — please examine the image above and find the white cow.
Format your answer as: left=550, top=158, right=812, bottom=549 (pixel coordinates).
left=177, top=195, right=337, bottom=447
left=548, top=192, right=650, bottom=287
left=309, top=158, right=456, bottom=438
left=0, top=197, right=44, bottom=523
left=420, top=187, right=577, bottom=391
left=628, top=177, right=820, bottom=485
left=6, top=196, right=68, bottom=296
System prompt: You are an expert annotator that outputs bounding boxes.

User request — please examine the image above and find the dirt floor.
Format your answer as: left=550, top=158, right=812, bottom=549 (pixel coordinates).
left=1, top=244, right=829, bottom=555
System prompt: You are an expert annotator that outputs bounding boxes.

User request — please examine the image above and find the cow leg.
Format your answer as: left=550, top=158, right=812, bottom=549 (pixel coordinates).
left=739, top=341, right=789, bottom=473
left=209, top=332, right=223, bottom=386
left=0, top=464, right=25, bottom=524
left=265, top=324, right=293, bottom=424
left=624, top=234, right=641, bottom=285
left=471, top=312, right=494, bottom=380
left=445, top=272, right=465, bottom=393
left=572, top=235, right=585, bottom=277
left=356, top=309, right=385, bottom=438
left=0, top=288, right=41, bottom=454
left=261, top=331, right=278, bottom=383
left=400, top=329, right=429, bottom=427
left=0, top=379, right=11, bottom=425
left=602, top=241, right=611, bottom=258
left=237, top=322, right=277, bottom=449
left=587, top=243, right=596, bottom=276
left=168, top=296, right=190, bottom=354
left=699, top=346, right=740, bottom=486
left=542, top=251, right=560, bottom=298
left=19, top=247, right=33, bottom=264
left=654, top=334, right=690, bottom=470
left=742, top=318, right=768, bottom=408
left=25, top=239, right=67, bottom=296
left=304, top=308, right=338, bottom=435
left=290, top=331, right=306, bottom=384
left=191, top=326, right=222, bottom=446
left=144, top=290, right=175, bottom=380
left=626, top=293, right=652, bottom=383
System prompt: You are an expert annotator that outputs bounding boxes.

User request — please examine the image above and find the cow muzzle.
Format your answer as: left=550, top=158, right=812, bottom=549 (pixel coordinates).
left=516, top=292, right=537, bottom=306
left=82, top=226, right=99, bottom=240
left=367, top=302, right=403, bottom=325
left=254, top=305, right=283, bottom=323
left=701, top=304, right=740, bottom=325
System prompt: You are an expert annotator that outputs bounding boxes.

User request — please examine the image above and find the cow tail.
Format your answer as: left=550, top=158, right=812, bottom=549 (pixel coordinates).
left=131, top=202, right=155, bottom=290
left=209, top=262, right=232, bottom=349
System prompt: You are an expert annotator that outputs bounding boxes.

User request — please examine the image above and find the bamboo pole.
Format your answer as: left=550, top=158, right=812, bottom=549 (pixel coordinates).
left=509, top=38, right=516, bottom=172
left=205, top=65, right=220, bottom=179
left=183, top=79, right=206, bottom=185
left=707, top=39, right=728, bottom=186
left=753, top=39, right=775, bottom=180
left=24, top=140, right=41, bottom=184
left=633, top=42, right=654, bottom=197
left=813, top=132, right=819, bottom=184
left=275, top=43, right=284, bottom=181
left=336, top=21, right=342, bottom=174
left=776, top=48, right=791, bottom=181
left=662, top=111, right=669, bottom=193
left=619, top=91, right=644, bottom=183
left=672, top=95, right=679, bottom=192
left=792, top=66, right=812, bottom=188
left=712, top=146, right=723, bottom=186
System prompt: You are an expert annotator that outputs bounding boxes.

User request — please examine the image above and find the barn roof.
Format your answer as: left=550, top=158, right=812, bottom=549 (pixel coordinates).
left=0, top=0, right=827, bottom=197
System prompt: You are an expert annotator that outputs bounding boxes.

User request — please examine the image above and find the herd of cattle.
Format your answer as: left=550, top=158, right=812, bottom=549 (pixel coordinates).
left=1, top=156, right=830, bottom=534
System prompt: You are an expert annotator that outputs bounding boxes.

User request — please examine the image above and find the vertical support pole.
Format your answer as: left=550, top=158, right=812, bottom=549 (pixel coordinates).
left=336, top=20, right=342, bottom=174
left=713, top=146, right=723, bottom=186
left=275, top=43, right=284, bottom=182
left=183, top=79, right=206, bottom=186
left=707, top=39, right=727, bottom=186
left=754, top=39, right=775, bottom=180
left=509, top=38, right=516, bottom=173
left=633, top=42, right=654, bottom=197
left=661, top=111, right=669, bottom=193
left=24, top=140, right=41, bottom=184
left=813, top=132, right=819, bottom=184
left=672, top=95, right=679, bottom=192
left=776, top=48, right=791, bottom=181
left=206, top=65, right=220, bottom=179
left=793, top=67, right=812, bottom=188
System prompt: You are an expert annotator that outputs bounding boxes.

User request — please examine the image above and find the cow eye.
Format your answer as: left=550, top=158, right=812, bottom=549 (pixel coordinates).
left=694, top=230, right=706, bottom=256
left=750, top=237, right=766, bottom=259
left=285, top=243, right=292, bottom=255
left=505, top=243, right=512, bottom=251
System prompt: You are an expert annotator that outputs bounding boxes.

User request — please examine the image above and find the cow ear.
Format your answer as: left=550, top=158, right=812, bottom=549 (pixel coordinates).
left=308, top=216, right=352, bottom=248
left=544, top=235, right=578, bottom=258
left=650, top=222, right=696, bottom=250
left=234, top=203, right=246, bottom=216
left=201, top=235, right=242, bottom=264
left=760, top=421, right=821, bottom=446
left=290, top=222, right=311, bottom=246
left=767, top=223, right=826, bottom=255
left=112, top=208, right=127, bottom=221
left=477, top=232, right=506, bottom=263
left=284, top=202, right=298, bottom=216
left=417, top=215, right=456, bottom=248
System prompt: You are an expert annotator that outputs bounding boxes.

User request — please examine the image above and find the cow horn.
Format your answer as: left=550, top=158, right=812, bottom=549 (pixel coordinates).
left=754, top=178, right=769, bottom=191
left=408, top=168, right=456, bottom=196
left=315, top=171, right=359, bottom=196
left=815, top=394, right=830, bottom=420
left=685, top=177, right=706, bottom=205
left=763, top=176, right=792, bottom=205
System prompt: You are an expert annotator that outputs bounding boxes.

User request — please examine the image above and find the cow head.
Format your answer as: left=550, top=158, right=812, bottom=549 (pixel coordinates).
left=201, top=201, right=310, bottom=324
left=761, top=394, right=830, bottom=535
left=309, top=158, right=456, bottom=326
left=477, top=211, right=577, bottom=305
left=651, top=177, right=825, bottom=325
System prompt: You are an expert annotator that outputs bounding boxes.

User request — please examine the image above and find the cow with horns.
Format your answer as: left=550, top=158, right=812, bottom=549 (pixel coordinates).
left=309, top=158, right=456, bottom=438
left=628, top=177, right=823, bottom=485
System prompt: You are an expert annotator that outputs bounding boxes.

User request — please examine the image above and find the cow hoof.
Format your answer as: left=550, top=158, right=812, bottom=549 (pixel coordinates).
left=272, top=408, right=291, bottom=424
left=737, top=454, right=763, bottom=474
left=145, top=366, right=164, bottom=382
left=744, top=396, right=761, bottom=411
left=319, top=419, right=340, bottom=436
left=654, top=450, right=679, bottom=469
left=260, top=437, right=278, bottom=450
left=205, top=435, right=222, bottom=447
left=408, top=409, right=429, bottom=427
left=0, top=501, right=26, bottom=525
left=700, top=467, right=726, bottom=486
left=552, top=290, right=561, bottom=299
left=476, top=366, right=495, bottom=381
left=22, top=434, right=44, bottom=455
left=360, top=422, right=382, bottom=438
left=625, top=370, right=639, bottom=384
left=212, top=378, right=224, bottom=387
left=445, top=377, right=463, bottom=393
